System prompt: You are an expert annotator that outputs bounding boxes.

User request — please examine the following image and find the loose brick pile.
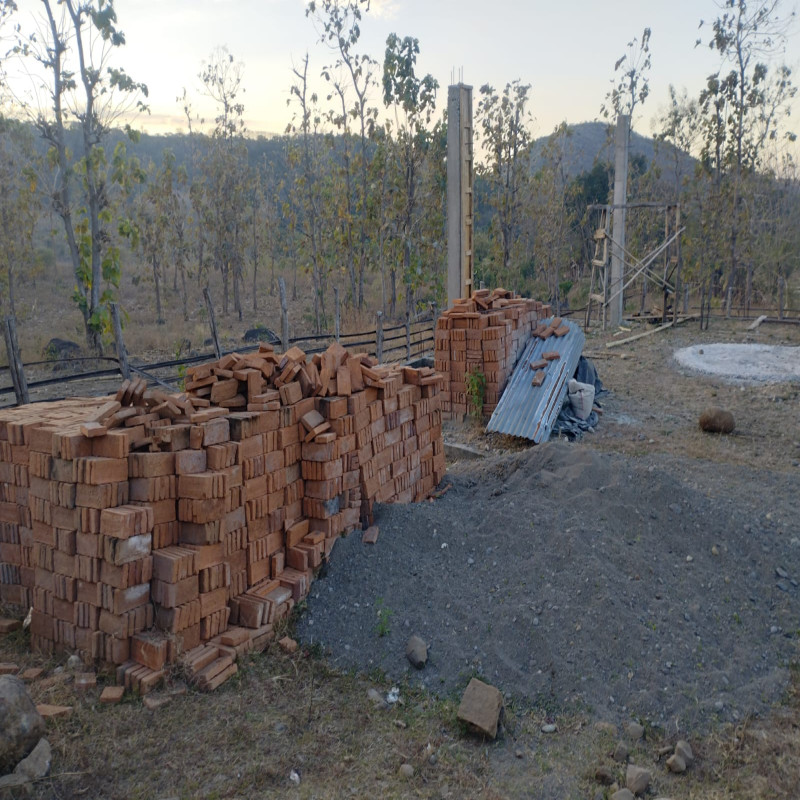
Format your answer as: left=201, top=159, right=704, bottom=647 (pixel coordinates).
left=0, top=342, right=445, bottom=692
left=434, top=289, right=550, bottom=419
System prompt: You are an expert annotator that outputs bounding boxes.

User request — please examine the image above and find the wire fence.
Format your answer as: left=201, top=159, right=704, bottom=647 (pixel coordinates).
left=0, top=300, right=437, bottom=408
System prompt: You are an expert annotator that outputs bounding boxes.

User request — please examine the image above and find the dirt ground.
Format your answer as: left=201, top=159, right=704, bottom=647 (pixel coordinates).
left=2, top=315, right=800, bottom=799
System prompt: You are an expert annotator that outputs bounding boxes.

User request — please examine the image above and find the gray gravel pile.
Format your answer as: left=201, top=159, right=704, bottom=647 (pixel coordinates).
left=296, top=441, right=800, bottom=732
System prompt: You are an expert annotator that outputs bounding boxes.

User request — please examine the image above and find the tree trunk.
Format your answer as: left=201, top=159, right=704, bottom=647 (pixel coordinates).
left=7, top=264, right=15, bottom=318
left=252, top=216, right=258, bottom=312
left=153, top=256, right=164, bottom=324
left=180, top=264, right=188, bottom=321
left=390, top=267, right=397, bottom=318
left=222, top=262, right=229, bottom=314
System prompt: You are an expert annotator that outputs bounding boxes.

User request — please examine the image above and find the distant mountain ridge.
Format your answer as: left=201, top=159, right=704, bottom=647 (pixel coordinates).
left=529, top=121, right=695, bottom=184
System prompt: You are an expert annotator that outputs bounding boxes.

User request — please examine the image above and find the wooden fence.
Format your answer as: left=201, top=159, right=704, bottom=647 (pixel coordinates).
left=0, top=282, right=438, bottom=407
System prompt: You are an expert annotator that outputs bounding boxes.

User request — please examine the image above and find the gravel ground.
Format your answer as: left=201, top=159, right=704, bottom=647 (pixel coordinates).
left=297, top=440, right=800, bottom=733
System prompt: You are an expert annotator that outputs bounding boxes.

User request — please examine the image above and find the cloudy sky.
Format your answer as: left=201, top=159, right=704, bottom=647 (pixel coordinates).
left=6, top=0, right=799, bottom=142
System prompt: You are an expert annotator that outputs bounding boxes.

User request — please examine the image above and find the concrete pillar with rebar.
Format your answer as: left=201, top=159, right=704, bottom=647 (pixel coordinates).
left=447, top=83, right=474, bottom=308
left=609, top=114, right=630, bottom=328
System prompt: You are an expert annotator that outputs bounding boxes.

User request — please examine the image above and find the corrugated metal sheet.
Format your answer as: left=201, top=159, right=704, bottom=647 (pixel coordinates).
left=486, top=320, right=585, bottom=442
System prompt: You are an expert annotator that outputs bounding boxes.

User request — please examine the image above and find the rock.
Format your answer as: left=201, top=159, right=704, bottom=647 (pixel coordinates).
left=595, top=765, right=616, bottom=785
left=594, top=721, right=617, bottom=736
left=613, top=741, right=629, bottom=762
left=19, top=669, right=43, bottom=683
left=278, top=637, right=298, bottom=654
left=611, top=790, right=635, bottom=800
left=42, top=338, right=81, bottom=371
left=66, top=655, right=82, bottom=673
left=0, top=773, right=31, bottom=791
left=541, top=723, right=557, bottom=734
left=143, top=694, right=173, bottom=711
left=0, top=664, right=19, bottom=676
left=362, top=526, right=379, bottom=544
left=625, top=721, right=645, bottom=741
left=367, top=688, right=386, bottom=708
left=626, top=764, right=651, bottom=795
left=0, top=676, right=45, bottom=774
left=99, top=686, right=125, bottom=705
left=457, top=678, right=504, bottom=739
left=398, top=763, right=414, bottom=779
left=699, top=407, right=735, bottom=434
left=674, top=739, right=694, bottom=765
left=405, top=635, right=428, bottom=669
left=242, top=326, right=279, bottom=344
left=666, top=753, right=686, bottom=773
left=13, top=738, right=51, bottom=781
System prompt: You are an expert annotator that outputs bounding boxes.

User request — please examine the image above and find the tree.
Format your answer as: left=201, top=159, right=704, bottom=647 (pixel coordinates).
left=0, top=116, right=41, bottom=316
left=307, top=0, right=378, bottom=310
left=476, top=80, right=533, bottom=284
left=286, top=53, right=328, bottom=333
left=194, top=47, right=250, bottom=319
left=133, top=149, right=186, bottom=323
left=382, top=33, right=438, bottom=317
left=600, top=27, right=652, bottom=126
left=696, top=0, right=796, bottom=309
left=529, top=123, right=578, bottom=309
left=17, top=0, right=147, bottom=351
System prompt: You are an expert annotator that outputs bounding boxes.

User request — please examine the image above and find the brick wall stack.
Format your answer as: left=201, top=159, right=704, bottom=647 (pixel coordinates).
left=0, top=342, right=446, bottom=692
left=434, top=288, right=550, bottom=419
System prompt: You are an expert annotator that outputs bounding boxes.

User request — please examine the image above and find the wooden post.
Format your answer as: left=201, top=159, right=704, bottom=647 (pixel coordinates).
left=110, top=302, right=130, bottom=380
left=778, top=276, right=785, bottom=320
left=683, top=285, right=689, bottom=315
left=376, top=311, right=384, bottom=363
left=706, top=282, right=713, bottom=330
left=3, top=317, right=29, bottom=405
left=203, top=287, right=222, bottom=359
left=432, top=301, right=440, bottom=329
left=699, top=282, right=706, bottom=331
left=405, top=311, right=411, bottom=361
left=278, top=277, right=289, bottom=352
left=725, top=285, right=732, bottom=319
left=334, top=287, right=341, bottom=343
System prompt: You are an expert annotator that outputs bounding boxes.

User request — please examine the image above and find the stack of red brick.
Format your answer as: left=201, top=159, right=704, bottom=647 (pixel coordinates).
left=0, top=342, right=446, bottom=692
left=435, top=289, right=550, bottom=418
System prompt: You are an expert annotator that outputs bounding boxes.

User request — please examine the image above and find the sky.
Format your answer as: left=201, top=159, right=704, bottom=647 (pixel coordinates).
left=5, top=0, right=800, bottom=145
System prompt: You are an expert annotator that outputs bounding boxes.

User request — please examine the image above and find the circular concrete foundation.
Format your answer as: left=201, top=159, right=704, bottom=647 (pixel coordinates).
left=673, top=343, right=800, bottom=384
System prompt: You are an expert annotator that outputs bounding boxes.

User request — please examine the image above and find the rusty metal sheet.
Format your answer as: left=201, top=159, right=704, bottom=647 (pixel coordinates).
left=486, top=321, right=585, bottom=442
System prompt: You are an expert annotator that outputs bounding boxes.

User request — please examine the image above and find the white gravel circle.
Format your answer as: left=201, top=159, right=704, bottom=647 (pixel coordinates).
left=674, top=343, right=800, bottom=383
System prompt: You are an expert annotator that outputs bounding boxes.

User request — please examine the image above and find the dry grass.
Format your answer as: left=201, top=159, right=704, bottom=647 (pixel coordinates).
left=2, top=620, right=800, bottom=799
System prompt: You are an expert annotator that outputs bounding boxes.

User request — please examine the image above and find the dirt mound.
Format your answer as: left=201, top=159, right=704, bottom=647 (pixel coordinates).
left=297, top=441, right=800, bottom=732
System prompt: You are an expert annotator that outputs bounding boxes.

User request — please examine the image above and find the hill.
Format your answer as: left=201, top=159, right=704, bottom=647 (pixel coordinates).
left=529, top=120, right=695, bottom=186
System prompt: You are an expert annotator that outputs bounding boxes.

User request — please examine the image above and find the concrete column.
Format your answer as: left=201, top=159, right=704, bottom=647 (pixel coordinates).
left=447, top=83, right=474, bottom=308
left=609, top=114, right=630, bottom=327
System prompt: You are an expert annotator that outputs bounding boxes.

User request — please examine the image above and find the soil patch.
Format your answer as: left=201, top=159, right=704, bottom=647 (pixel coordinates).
left=297, top=441, right=800, bottom=732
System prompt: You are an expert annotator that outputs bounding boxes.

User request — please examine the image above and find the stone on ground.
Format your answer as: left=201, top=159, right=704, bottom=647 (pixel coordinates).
left=626, top=764, right=651, bottom=795
left=611, top=789, right=635, bottom=800
left=0, top=676, right=45, bottom=774
left=625, top=721, right=644, bottom=741
left=675, top=739, right=694, bottom=765
left=457, top=678, right=504, bottom=739
left=405, top=635, right=428, bottom=669
left=666, top=753, right=686, bottom=773
left=13, top=738, right=51, bottom=781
